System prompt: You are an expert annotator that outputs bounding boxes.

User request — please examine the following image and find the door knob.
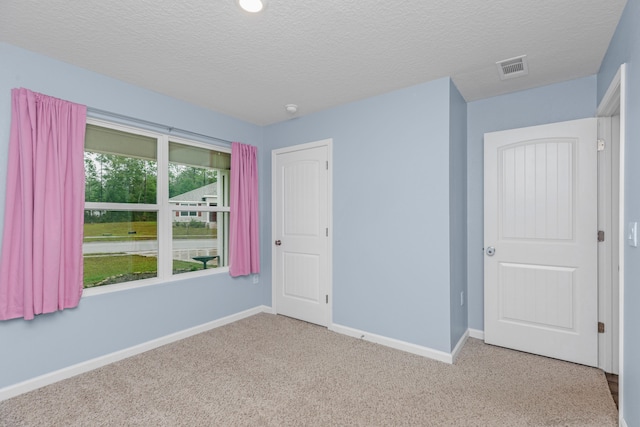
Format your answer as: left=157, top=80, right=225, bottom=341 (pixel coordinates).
left=486, top=247, right=495, bottom=256
left=275, top=240, right=282, bottom=246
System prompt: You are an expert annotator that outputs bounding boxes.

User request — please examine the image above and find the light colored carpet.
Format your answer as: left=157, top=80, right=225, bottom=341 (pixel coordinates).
left=0, top=313, right=618, bottom=426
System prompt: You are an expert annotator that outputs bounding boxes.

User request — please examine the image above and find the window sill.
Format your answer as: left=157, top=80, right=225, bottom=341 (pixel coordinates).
left=82, top=266, right=230, bottom=298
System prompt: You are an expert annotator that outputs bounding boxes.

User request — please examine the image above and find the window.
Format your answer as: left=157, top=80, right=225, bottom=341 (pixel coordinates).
left=83, top=120, right=230, bottom=290
left=178, top=203, right=198, bottom=216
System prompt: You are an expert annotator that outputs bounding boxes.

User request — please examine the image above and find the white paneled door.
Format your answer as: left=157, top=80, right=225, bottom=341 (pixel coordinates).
left=484, top=118, right=598, bottom=366
left=273, top=140, right=330, bottom=326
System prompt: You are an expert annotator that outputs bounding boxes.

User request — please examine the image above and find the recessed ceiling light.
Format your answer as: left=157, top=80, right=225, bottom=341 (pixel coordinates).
left=238, top=0, right=265, bottom=13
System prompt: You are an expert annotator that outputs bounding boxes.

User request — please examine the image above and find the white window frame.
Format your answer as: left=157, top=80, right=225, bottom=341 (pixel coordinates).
left=83, top=119, right=230, bottom=297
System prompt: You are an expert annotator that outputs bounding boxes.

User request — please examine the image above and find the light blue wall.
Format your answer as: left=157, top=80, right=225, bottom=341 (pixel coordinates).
left=598, top=0, right=640, bottom=424
left=449, top=80, right=468, bottom=349
left=264, top=78, right=455, bottom=352
left=4, top=16, right=628, bottom=399
left=0, top=43, right=268, bottom=389
left=466, top=76, right=597, bottom=331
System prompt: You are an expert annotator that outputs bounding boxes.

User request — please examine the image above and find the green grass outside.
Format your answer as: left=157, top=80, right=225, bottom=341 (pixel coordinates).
left=84, top=221, right=216, bottom=242
left=83, top=254, right=207, bottom=287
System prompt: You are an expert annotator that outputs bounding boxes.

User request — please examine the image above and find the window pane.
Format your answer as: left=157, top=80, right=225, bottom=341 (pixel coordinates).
left=169, top=142, right=230, bottom=275
left=172, top=217, right=224, bottom=274
left=169, top=142, right=229, bottom=208
left=85, top=125, right=157, bottom=204
left=83, top=210, right=158, bottom=288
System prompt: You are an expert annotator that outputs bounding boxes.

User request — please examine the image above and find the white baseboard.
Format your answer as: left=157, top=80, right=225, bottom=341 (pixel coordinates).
left=451, top=330, right=469, bottom=363
left=468, top=328, right=484, bottom=340
left=1, top=310, right=486, bottom=402
left=329, top=323, right=454, bottom=364
left=261, top=305, right=276, bottom=315
left=0, top=305, right=272, bottom=402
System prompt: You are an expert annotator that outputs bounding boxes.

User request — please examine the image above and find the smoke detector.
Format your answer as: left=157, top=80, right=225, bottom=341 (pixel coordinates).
left=285, top=104, right=298, bottom=115
left=496, top=55, right=529, bottom=80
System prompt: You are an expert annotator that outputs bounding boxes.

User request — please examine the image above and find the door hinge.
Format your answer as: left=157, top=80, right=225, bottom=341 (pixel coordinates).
left=598, top=322, right=605, bottom=333
left=326, top=294, right=329, bottom=304
left=326, top=227, right=328, bottom=237
left=598, top=230, right=605, bottom=242
left=597, top=139, right=605, bottom=151
left=326, top=160, right=329, bottom=170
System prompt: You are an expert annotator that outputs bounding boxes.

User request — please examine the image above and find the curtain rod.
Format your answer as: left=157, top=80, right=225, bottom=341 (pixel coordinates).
left=86, top=107, right=234, bottom=146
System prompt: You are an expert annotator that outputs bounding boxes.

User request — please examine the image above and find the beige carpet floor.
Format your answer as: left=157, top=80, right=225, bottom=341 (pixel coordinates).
left=0, top=313, right=618, bottom=426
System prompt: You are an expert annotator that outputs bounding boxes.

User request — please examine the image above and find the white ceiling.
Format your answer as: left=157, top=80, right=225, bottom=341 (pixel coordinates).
left=0, top=1, right=627, bottom=126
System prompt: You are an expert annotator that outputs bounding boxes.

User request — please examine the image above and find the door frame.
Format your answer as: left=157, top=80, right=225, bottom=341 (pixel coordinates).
left=271, top=138, right=333, bottom=327
left=596, top=63, right=626, bottom=420
left=597, top=114, right=620, bottom=373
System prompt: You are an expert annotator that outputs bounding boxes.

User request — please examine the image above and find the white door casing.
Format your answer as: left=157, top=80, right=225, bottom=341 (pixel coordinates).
left=484, top=118, right=598, bottom=367
left=272, top=140, right=331, bottom=326
left=597, top=64, right=626, bottom=378
left=597, top=115, right=620, bottom=374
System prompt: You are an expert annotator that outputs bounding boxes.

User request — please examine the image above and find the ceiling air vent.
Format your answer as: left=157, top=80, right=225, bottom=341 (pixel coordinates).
left=496, top=55, right=529, bottom=80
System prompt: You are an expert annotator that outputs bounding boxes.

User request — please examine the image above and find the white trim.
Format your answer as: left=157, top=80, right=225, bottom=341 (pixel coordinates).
left=329, top=323, right=454, bottom=364
left=597, top=67, right=622, bottom=117
left=451, top=330, right=469, bottom=363
left=261, top=305, right=276, bottom=315
left=0, top=305, right=272, bottom=402
left=84, top=202, right=159, bottom=211
left=271, top=139, right=333, bottom=327
left=169, top=205, right=230, bottom=213
left=468, top=328, right=485, bottom=340
left=597, top=115, right=616, bottom=373
left=618, top=63, right=626, bottom=425
left=271, top=138, right=332, bottom=155
left=82, top=266, right=230, bottom=297
left=597, top=63, right=627, bottom=423
left=327, top=141, right=333, bottom=327
left=620, top=418, right=629, bottom=427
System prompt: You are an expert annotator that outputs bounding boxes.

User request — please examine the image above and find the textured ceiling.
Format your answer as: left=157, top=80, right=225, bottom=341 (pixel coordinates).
left=0, top=1, right=627, bottom=125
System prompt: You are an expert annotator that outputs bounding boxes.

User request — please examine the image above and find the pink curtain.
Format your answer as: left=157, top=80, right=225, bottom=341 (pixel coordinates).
left=0, top=88, right=87, bottom=320
left=229, top=142, right=260, bottom=277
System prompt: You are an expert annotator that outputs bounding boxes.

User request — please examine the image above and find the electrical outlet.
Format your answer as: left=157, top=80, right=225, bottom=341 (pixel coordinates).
left=460, top=291, right=464, bottom=306
left=252, top=274, right=259, bottom=284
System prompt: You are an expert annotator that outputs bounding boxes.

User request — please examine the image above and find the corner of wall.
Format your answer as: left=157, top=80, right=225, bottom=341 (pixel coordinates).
left=448, top=80, right=469, bottom=350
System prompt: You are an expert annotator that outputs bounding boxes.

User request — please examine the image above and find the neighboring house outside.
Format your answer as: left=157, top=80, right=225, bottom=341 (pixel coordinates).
left=169, top=183, right=218, bottom=226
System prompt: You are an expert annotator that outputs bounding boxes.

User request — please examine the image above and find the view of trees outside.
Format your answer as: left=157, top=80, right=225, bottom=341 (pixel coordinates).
left=168, top=163, right=217, bottom=198
left=85, top=153, right=157, bottom=223
left=83, top=151, right=220, bottom=288
left=85, top=153, right=157, bottom=203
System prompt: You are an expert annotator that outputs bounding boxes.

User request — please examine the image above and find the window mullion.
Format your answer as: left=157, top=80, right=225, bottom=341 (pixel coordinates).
left=219, top=169, right=230, bottom=265
left=156, top=134, right=172, bottom=279
left=84, top=202, right=159, bottom=211
left=170, top=205, right=229, bottom=213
